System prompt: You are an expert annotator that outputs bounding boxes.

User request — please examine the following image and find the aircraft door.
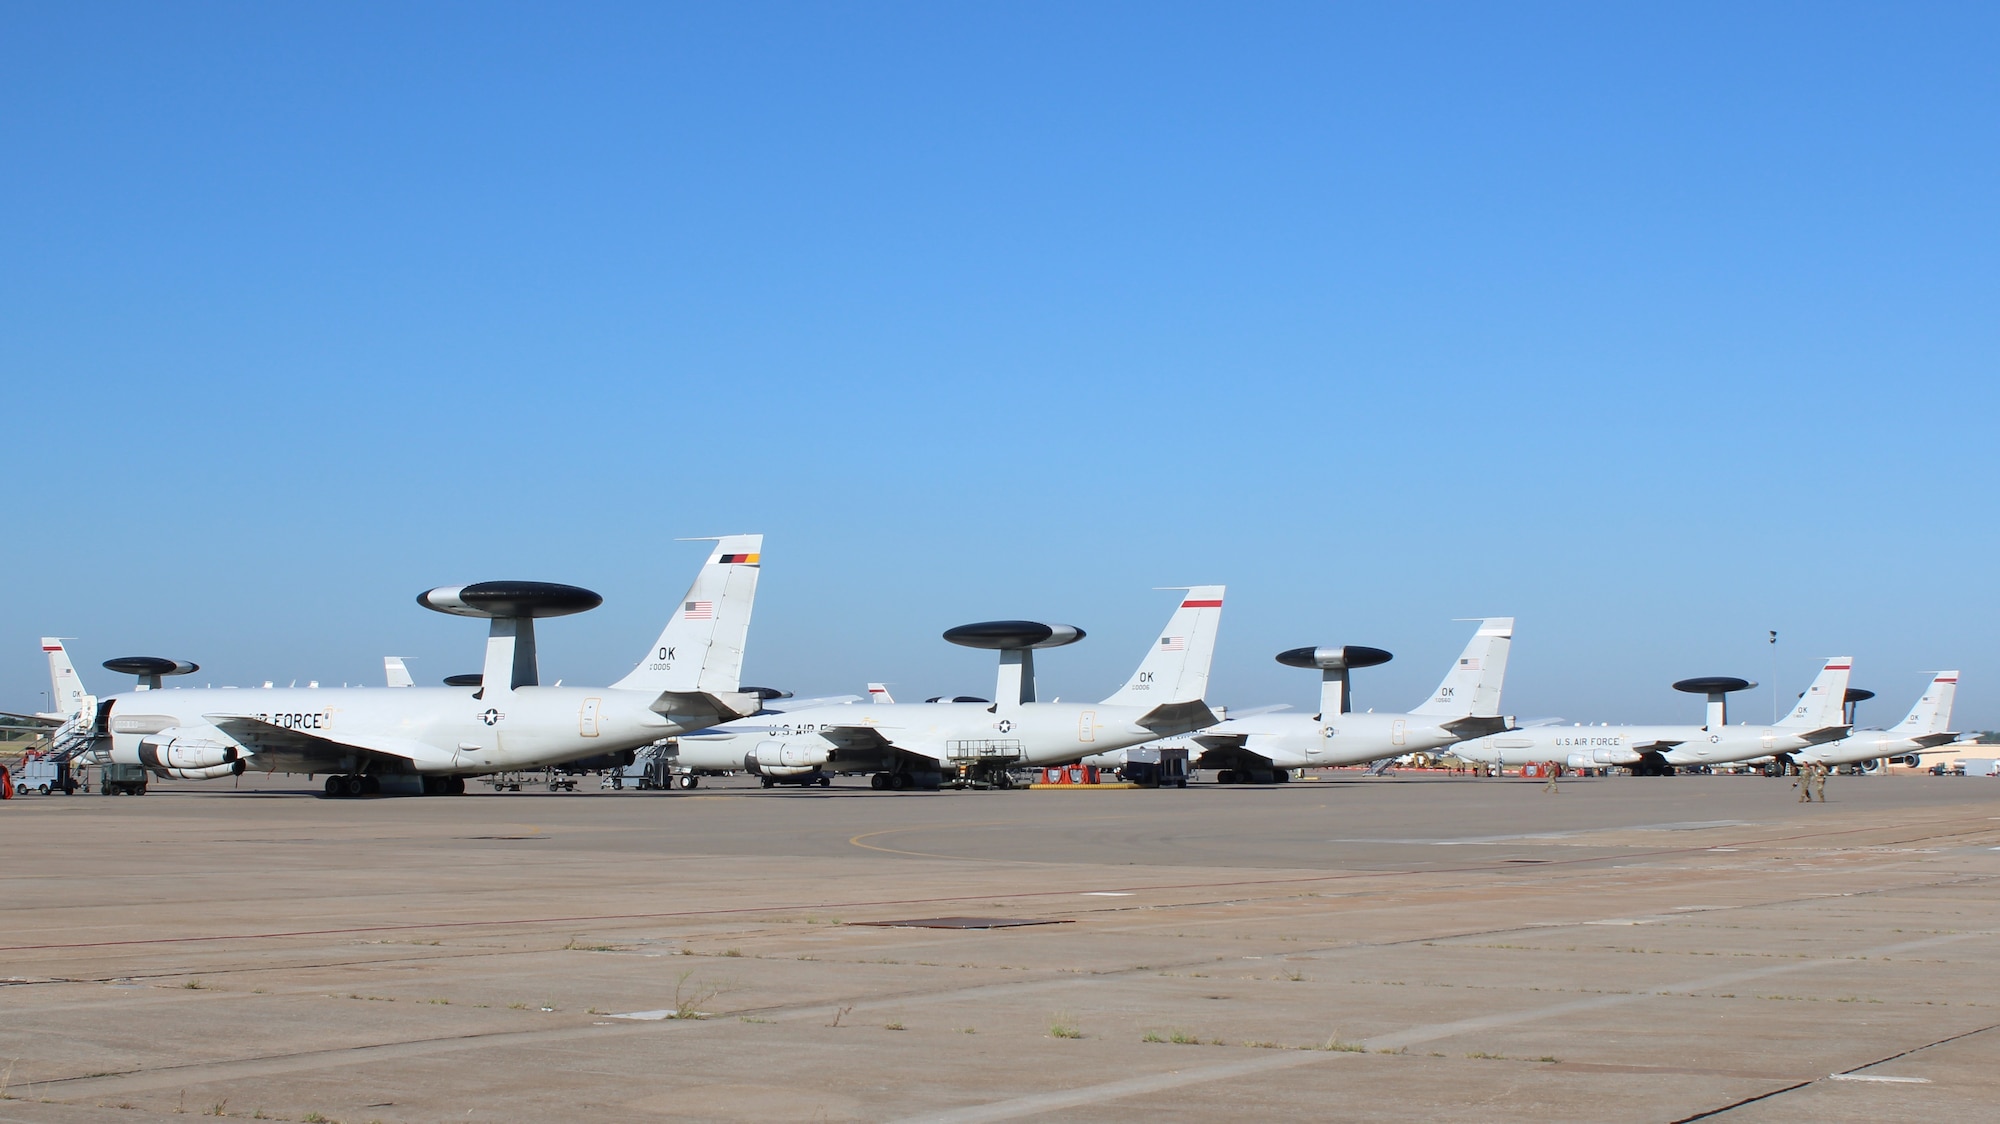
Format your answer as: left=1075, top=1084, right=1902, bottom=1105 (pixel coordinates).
left=579, top=697, right=602, bottom=738
left=1392, top=719, right=1407, bottom=747
left=1078, top=710, right=1096, bottom=743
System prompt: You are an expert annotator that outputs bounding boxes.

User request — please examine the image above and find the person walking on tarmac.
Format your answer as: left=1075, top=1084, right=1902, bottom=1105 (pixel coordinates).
left=1797, top=763, right=1815, bottom=802
left=1543, top=762, right=1560, bottom=794
left=1813, top=762, right=1829, bottom=803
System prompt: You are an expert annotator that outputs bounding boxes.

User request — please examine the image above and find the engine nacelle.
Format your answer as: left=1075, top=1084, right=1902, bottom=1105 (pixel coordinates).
left=135, top=731, right=241, bottom=771
left=745, top=739, right=828, bottom=776
left=161, top=760, right=249, bottom=781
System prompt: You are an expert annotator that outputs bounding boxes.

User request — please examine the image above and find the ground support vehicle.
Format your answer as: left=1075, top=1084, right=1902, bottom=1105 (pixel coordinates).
left=101, top=763, right=148, bottom=795
left=1114, top=746, right=1190, bottom=788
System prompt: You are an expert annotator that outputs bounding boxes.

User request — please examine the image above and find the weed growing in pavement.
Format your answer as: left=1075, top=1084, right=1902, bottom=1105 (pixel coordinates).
left=1049, top=1013, right=1083, bottom=1039
left=670, top=970, right=733, bottom=1020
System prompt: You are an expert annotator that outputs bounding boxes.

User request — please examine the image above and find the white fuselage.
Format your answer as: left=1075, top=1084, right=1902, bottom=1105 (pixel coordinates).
left=1454, top=724, right=1827, bottom=769
left=1095, top=711, right=1470, bottom=773
left=102, top=685, right=685, bottom=775
left=1789, top=731, right=1933, bottom=768
left=673, top=700, right=1169, bottom=777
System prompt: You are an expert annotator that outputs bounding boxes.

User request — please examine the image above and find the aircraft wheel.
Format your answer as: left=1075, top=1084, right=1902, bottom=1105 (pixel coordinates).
left=891, top=773, right=912, bottom=791
left=760, top=776, right=776, bottom=788
left=1273, top=771, right=1291, bottom=784
left=818, top=775, right=832, bottom=788
left=871, top=773, right=889, bottom=790
left=1216, top=770, right=1236, bottom=785
left=325, top=776, right=344, bottom=797
left=342, top=775, right=366, bottom=797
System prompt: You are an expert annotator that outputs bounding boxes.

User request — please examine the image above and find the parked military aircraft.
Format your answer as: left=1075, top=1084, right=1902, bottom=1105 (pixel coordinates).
left=1789, top=671, right=1960, bottom=768
left=1454, top=657, right=1854, bottom=775
left=58, top=536, right=768, bottom=796
left=670, top=586, right=1226, bottom=789
left=1086, top=617, right=1515, bottom=783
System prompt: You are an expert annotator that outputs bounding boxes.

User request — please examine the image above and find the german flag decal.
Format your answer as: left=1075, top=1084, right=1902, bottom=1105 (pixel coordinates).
left=719, top=553, right=760, bottom=564
left=1180, top=598, right=1222, bottom=608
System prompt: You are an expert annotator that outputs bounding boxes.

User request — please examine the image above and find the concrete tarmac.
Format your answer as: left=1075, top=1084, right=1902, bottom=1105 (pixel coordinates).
left=3, top=770, right=1998, bottom=1122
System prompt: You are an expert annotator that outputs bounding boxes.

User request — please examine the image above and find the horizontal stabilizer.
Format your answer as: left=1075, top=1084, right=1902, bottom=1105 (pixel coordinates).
left=650, top=690, right=764, bottom=730
left=1441, top=714, right=1513, bottom=739
left=1135, top=699, right=1219, bottom=737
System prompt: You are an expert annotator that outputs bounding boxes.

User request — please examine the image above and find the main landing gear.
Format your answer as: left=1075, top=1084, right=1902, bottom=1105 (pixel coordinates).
left=318, top=775, right=466, bottom=797
left=1214, top=768, right=1289, bottom=784
left=869, top=772, right=942, bottom=791
left=323, top=774, right=378, bottom=798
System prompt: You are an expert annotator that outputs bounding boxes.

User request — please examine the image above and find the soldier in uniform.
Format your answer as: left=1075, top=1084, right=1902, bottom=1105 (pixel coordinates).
left=1798, top=763, right=1815, bottom=802
left=1813, top=762, right=1829, bottom=803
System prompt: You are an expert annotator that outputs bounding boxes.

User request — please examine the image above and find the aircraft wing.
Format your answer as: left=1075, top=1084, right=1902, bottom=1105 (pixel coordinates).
left=816, top=724, right=900, bottom=753
left=1626, top=736, right=1686, bottom=752
left=1908, top=732, right=1961, bottom=750
left=1215, top=703, right=1291, bottom=720
left=765, top=694, right=864, bottom=711
left=1795, top=725, right=1851, bottom=745
left=0, top=711, right=62, bottom=729
left=1191, top=731, right=1249, bottom=752
left=205, top=715, right=440, bottom=773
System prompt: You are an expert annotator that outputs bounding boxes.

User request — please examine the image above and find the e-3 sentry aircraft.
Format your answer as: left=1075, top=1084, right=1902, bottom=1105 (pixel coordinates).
left=1086, top=617, right=1515, bottom=783
left=671, top=586, right=1226, bottom=789
left=57, top=536, right=768, bottom=797
left=1453, top=657, right=1854, bottom=775
left=1787, top=671, right=1960, bottom=769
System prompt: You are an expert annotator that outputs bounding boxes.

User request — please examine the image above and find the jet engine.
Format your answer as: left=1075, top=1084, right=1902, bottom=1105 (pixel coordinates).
left=161, top=760, right=249, bottom=781
left=134, top=731, right=241, bottom=771
left=744, top=739, right=828, bottom=777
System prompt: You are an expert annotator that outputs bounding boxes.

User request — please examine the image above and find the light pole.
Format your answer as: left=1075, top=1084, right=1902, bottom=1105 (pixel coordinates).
left=1768, top=630, right=1778, bottom=723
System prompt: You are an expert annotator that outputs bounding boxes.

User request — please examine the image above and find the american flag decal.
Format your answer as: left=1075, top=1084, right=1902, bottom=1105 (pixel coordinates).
left=1460, top=658, right=1480, bottom=670
left=683, top=600, right=715, bottom=620
left=1160, top=636, right=1186, bottom=651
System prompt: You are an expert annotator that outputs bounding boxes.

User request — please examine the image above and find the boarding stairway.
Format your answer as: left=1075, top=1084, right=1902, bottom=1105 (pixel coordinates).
left=45, top=711, right=104, bottom=764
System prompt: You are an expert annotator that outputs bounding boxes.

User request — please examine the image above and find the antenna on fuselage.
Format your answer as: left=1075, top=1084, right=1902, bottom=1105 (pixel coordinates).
left=942, top=621, right=1084, bottom=709
left=103, top=656, right=198, bottom=692
left=1274, top=645, right=1393, bottom=719
left=1673, top=676, right=1756, bottom=729
left=417, top=581, right=602, bottom=696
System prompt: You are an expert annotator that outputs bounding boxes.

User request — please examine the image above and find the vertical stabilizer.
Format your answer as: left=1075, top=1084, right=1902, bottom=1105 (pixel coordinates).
left=867, top=683, right=896, bottom=705
left=1893, top=671, right=1957, bottom=735
left=1777, top=658, right=1852, bottom=729
left=384, top=656, right=414, bottom=688
left=612, top=535, right=764, bottom=694
left=1101, top=586, right=1225, bottom=706
left=42, top=638, right=90, bottom=718
left=1411, top=618, right=1514, bottom=717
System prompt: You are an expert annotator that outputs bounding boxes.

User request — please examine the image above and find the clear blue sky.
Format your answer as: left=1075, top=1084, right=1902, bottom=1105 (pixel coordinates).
left=4, top=3, right=1995, bottom=729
